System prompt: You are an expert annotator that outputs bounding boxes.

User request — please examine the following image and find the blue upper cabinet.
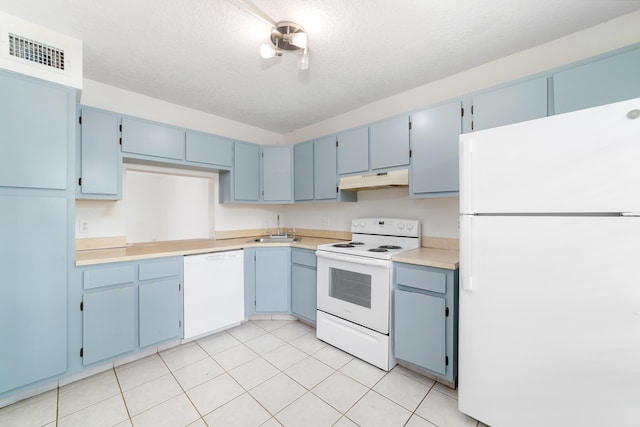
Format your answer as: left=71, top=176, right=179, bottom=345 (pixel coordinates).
left=553, top=47, right=640, bottom=115
left=0, top=73, right=69, bottom=190
left=294, top=141, right=314, bottom=201
left=231, top=140, right=261, bottom=202
left=410, top=101, right=462, bottom=197
left=369, top=115, right=410, bottom=170
left=121, top=116, right=185, bottom=160
left=262, top=145, right=293, bottom=203
left=185, top=131, right=233, bottom=169
left=77, top=107, right=122, bottom=200
left=471, top=77, right=548, bottom=132
left=337, top=126, right=369, bottom=175
left=314, top=135, right=341, bottom=200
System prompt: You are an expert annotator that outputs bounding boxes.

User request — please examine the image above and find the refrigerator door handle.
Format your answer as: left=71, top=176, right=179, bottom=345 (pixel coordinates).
left=460, top=215, right=474, bottom=291
left=622, top=212, right=640, bottom=217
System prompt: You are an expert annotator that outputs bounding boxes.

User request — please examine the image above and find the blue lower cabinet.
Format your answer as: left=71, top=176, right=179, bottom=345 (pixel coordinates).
left=139, top=279, right=181, bottom=348
left=393, top=263, right=458, bottom=382
left=79, top=257, right=182, bottom=366
left=291, top=248, right=317, bottom=323
left=82, top=286, right=135, bottom=365
left=245, top=248, right=291, bottom=315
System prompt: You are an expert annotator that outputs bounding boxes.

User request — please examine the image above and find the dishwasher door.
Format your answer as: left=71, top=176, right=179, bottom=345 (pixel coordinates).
left=183, top=250, right=244, bottom=341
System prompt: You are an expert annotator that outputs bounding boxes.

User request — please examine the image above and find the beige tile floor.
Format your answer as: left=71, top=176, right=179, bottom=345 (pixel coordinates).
left=0, top=319, right=484, bottom=427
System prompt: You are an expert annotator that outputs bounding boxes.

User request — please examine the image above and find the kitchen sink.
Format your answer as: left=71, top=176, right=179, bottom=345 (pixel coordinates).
left=248, top=236, right=301, bottom=243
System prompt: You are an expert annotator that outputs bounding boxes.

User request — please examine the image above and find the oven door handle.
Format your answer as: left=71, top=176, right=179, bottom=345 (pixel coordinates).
left=315, top=250, right=390, bottom=267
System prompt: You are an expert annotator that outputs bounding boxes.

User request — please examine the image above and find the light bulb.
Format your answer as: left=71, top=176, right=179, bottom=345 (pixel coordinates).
left=260, top=43, right=276, bottom=58
left=298, top=49, right=310, bottom=70
left=289, top=32, right=308, bottom=49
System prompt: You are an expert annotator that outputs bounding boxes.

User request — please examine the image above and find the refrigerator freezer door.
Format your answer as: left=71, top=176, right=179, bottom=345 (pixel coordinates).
left=459, top=215, right=640, bottom=427
left=460, top=97, right=640, bottom=214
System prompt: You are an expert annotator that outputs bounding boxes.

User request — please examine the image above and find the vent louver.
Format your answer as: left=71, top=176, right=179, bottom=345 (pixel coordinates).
left=9, top=33, right=65, bottom=70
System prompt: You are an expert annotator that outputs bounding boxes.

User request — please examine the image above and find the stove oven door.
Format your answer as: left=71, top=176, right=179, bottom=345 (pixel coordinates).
left=316, top=250, right=391, bottom=334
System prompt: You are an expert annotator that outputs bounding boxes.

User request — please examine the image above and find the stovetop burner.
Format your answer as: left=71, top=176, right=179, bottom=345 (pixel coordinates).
left=349, top=242, right=365, bottom=245
left=368, top=248, right=389, bottom=252
left=333, top=243, right=355, bottom=248
left=378, top=245, right=402, bottom=250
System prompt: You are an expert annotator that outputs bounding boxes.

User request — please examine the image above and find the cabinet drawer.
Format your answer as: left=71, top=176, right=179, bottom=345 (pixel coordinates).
left=139, top=259, right=181, bottom=280
left=83, top=265, right=135, bottom=290
left=291, top=249, right=317, bottom=268
left=395, top=264, right=447, bottom=294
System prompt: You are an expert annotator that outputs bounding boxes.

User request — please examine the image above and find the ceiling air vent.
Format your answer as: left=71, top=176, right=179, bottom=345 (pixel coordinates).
left=9, top=33, right=65, bottom=70
left=0, top=11, right=82, bottom=89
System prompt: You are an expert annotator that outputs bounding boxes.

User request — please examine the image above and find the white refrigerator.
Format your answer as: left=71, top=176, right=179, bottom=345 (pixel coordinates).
left=458, top=97, right=640, bottom=427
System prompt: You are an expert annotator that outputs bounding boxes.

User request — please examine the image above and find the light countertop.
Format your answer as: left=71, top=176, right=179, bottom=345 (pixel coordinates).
left=76, top=237, right=460, bottom=270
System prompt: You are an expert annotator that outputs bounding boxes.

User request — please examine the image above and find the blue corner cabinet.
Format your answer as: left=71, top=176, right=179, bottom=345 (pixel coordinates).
left=0, top=71, right=74, bottom=395
left=294, top=141, right=314, bottom=201
left=244, top=248, right=291, bottom=315
left=262, top=145, right=293, bottom=203
left=393, top=263, right=459, bottom=383
left=291, top=248, right=317, bottom=323
left=77, top=107, right=122, bottom=199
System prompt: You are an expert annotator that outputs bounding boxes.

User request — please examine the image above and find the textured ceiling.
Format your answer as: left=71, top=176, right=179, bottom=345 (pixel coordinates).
left=1, top=0, right=639, bottom=134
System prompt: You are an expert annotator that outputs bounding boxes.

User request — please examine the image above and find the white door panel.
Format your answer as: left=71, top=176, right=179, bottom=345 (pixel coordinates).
left=460, top=97, right=640, bottom=214
left=459, top=215, right=640, bottom=427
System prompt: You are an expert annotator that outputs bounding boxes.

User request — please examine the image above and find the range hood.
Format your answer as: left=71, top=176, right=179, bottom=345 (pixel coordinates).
left=339, top=169, right=409, bottom=191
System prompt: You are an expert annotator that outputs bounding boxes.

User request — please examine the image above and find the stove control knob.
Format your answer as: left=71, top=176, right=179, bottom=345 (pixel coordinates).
left=398, top=223, right=405, bottom=230
left=407, top=223, right=414, bottom=231
left=359, top=221, right=365, bottom=228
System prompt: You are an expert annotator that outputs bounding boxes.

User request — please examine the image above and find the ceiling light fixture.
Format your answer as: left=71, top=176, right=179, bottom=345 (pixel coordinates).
left=228, top=0, right=310, bottom=71
left=260, top=21, right=310, bottom=70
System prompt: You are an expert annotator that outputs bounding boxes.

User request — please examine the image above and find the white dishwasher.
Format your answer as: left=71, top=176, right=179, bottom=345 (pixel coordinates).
left=183, top=250, right=244, bottom=342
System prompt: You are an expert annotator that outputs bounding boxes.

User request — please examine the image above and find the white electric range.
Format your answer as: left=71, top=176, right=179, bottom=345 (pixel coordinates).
left=315, top=217, right=421, bottom=370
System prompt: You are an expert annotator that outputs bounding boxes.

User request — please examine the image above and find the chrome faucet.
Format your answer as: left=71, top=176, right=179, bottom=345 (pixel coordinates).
left=276, top=214, right=281, bottom=236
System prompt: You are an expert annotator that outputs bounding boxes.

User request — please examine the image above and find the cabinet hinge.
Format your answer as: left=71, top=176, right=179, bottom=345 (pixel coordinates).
left=471, top=121, right=474, bottom=131
left=80, top=301, right=83, bottom=311
left=179, top=320, right=182, bottom=328
left=336, top=186, right=339, bottom=193
left=409, top=150, right=412, bottom=158
left=119, top=137, right=122, bottom=146
left=446, top=356, right=449, bottom=366
left=461, top=107, right=464, bottom=117
left=445, top=307, right=449, bottom=317
left=78, top=177, right=82, bottom=187
left=408, top=121, right=412, bottom=130
left=78, top=115, right=82, bottom=125
left=471, top=105, right=474, bottom=115
left=119, top=124, right=122, bottom=132
left=336, top=140, right=339, bottom=147
left=179, top=283, right=181, bottom=291
left=254, top=254, right=256, bottom=262
left=80, top=347, right=84, bottom=357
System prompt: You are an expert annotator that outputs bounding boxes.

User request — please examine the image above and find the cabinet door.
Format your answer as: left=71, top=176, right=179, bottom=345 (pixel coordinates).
left=139, top=279, right=181, bottom=347
left=233, top=141, right=261, bottom=201
left=553, top=48, right=640, bottom=115
left=394, top=289, right=446, bottom=376
left=185, top=131, right=233, bottom=168
left=370, top=116, right=410, bottom=170
left=255, top=248, right=290, bottom=312
left=263, top=145, right=293, bottom=202
left=0, top=193, right=67, bottom=393
left=314, top=135, right=338, bottom=200
left=294, top=141, right=314, bottom=201
left=472, top=77, right=548, bottom=131
left=410, top=101, right=461, bottom=196
left=121, top=117, right=184, bottom=160
left=291, top=264, right=317, bottom=323
left=82, top=287, right=135, bottom=365
left=337, top=127, right=369, bottom=175
left=0, top=73, right=68, bottom=190
left=78, top=108, right=122, bottom=198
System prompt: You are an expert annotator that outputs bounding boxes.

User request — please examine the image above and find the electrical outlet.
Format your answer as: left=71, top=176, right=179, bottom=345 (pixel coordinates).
left=321, top=215, right=330, bottom=226
left=79, top=220, right=90, bottom=233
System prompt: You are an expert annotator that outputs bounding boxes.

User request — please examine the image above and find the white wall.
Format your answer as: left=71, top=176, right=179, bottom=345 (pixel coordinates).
left=76, top=10, right=640, bottom=241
